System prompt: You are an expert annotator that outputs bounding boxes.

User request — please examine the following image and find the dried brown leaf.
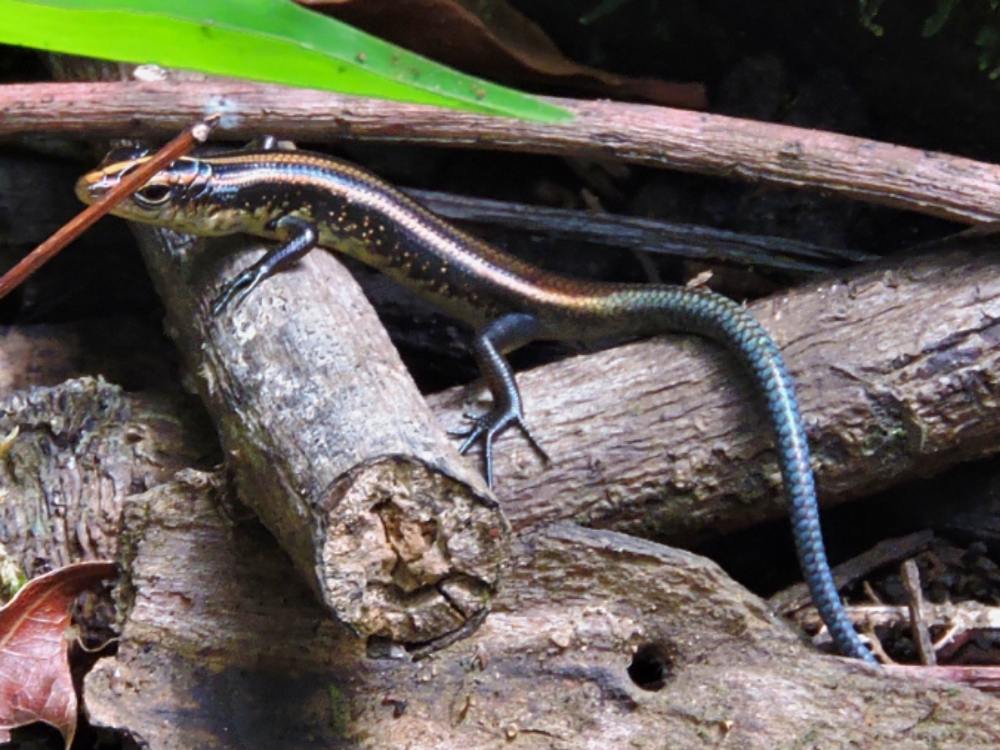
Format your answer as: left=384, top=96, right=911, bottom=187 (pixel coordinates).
left=0, top=561, right=117, bottom=747
left=301, top=0, right=706, bottom=108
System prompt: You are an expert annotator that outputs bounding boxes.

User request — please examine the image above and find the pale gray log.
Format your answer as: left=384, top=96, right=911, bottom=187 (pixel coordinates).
left=130, top=226, right=509, bottom=649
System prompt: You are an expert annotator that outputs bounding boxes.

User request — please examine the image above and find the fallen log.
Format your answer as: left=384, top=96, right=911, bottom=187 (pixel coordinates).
left=130, top=226, right=510, bottom=651
left=6, top=235, right=1000, bottom=749
left=78, top=471, right=998, bottom=749
left=425, top=240, right=1000, bottom=542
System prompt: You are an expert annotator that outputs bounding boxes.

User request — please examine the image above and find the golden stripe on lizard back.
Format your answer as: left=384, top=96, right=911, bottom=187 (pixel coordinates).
left=76, top=144, right=877, bottom=665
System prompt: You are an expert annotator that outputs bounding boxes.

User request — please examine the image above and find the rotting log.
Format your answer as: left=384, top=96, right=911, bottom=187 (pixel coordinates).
left=130, top=226, right=510, bottom=651
left=3, top=378, right=999, bottom=748
left=79, top=474, right=1000, bottom=750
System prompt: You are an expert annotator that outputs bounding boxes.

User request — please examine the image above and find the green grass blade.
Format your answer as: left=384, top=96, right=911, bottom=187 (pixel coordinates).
left=0, top=0, right=572, bottom=121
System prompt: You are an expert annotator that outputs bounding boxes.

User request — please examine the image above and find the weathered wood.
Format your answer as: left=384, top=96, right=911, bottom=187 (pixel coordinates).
left=80, top=474, right=1000, bottom=750
left=10, top=50, right=997, bottom=750
left=3, top=333, right=999, bottom=747
left=8, top=246, right=1000, bottom=554
left=131, top=226, right=510, bottom=649
left=2, top=79, right=1000, bottom=224
left=0, top=377, right=207, bottom=574
left=427, top=242, right=1000, bottom=541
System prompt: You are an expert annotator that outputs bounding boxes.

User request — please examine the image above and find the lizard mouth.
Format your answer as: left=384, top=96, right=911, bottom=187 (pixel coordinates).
left=75, top=154, right=152, bottom=205
left=74, top=172, right=115, bottom=205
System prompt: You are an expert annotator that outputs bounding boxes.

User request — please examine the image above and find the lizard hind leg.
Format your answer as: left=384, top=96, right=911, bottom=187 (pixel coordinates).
left=451, top=312, right=549, bottom=488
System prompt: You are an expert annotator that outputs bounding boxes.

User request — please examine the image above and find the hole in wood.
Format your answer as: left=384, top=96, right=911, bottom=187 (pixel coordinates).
left=627, top=643, right=672, bottom=691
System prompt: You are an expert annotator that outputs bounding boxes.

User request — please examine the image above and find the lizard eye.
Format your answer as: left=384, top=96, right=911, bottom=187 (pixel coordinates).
left=134, top=183, right=173, bottom=207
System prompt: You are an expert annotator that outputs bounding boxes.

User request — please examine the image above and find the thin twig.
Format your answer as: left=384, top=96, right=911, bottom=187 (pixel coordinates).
left=902, top=559, right=937, bottom=666
left=0, top=113, right=219, bottom=300
left=797, top=601, right=1000, bottom=632
left=771, top=531, right=935, bottom=614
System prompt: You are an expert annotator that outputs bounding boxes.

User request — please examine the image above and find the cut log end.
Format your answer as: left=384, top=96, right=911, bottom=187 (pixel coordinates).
left=318, top=457, right=510, bottom=649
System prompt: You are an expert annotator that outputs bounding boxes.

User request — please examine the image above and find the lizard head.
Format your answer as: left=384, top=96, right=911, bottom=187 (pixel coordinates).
left=75, top=148, right=243, bottom=236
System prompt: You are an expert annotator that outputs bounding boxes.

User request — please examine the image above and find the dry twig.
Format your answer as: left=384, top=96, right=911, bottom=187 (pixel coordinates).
left=0, top=79, right=998, bottom=224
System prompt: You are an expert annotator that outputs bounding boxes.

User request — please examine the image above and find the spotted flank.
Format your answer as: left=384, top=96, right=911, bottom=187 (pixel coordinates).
left=77, top=146, right=878, bottom=665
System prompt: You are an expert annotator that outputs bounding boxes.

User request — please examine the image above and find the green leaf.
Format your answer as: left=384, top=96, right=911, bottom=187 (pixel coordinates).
left=858, top=0, right=885, bottom=37
left=922, top=0, right=961, bottom=38
left=976, top=25, right=1000, bottom=77
left=0, top=0, right=572, bottom=122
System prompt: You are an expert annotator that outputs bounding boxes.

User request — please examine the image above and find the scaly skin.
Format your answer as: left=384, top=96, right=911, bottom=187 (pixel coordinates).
left=76, top=147, right=877, bottom=664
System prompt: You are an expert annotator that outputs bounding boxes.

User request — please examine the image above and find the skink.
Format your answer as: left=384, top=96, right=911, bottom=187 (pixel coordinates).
left=76, top=145, right=876, bottom=665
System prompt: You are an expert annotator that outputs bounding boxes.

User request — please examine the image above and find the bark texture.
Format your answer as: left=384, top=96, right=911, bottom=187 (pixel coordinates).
left=5, top=55, right=1000, bottom=750
left=4, top=254, right=1000, bottom=747
left=0, top=378, right=207, bottom=574
left=80, top=474, right=999, bottom=750
left=425, top=241, right=1000, bottom=542
left=3, top=79, right=1000, bottom=223
left=130, top=226, right=509, bottom=649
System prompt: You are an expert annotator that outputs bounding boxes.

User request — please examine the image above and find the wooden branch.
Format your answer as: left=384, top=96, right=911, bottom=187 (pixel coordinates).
left=11, top=53, right=998, bottom=750
left=798, top=601, right=1000, bottom=640
left=2, top=379, right=995, bottom=746
left=5, top=325, right=1000, bottom=746
left=129, top=226, right=509, bottom=650
left=0, top=79, right=999, bottom=224
left=903, top=559, right=937, bottom=665
left=82, top=474, right=1000, bottom=749
left=9, top=244, right=1000, bottom=554
left=427, top=240, right=1000, bottom=540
